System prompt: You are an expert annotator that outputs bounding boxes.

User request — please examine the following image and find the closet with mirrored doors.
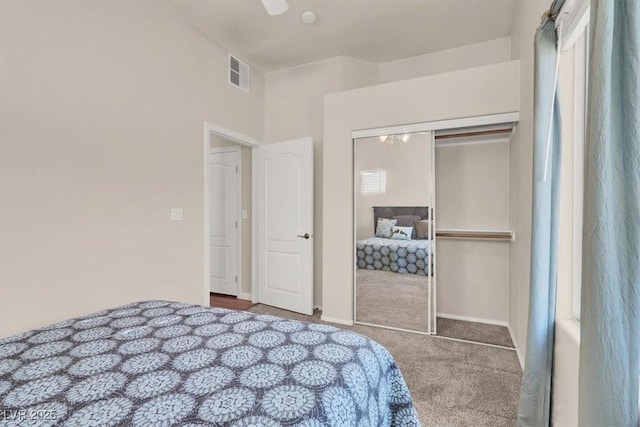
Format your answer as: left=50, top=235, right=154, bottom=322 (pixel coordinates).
left=353, top=114, right=517, bottom=347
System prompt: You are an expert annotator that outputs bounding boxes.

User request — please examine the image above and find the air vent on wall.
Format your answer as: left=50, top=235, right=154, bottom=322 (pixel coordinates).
left=229, top=54, right=250, bottom=93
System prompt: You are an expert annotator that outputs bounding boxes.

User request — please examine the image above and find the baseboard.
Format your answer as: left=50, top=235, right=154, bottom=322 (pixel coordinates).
left=320, top=315, right=353, bottom=326
left=507, top=324, right=524, bottom=369
left=437, top=312, right=509, bottom=327
left=237, top=292, right=253, bottom=301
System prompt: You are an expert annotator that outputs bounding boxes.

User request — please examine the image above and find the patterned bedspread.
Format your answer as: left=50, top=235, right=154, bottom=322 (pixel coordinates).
left=356, top=237, right=432, bottom=275
left=0, top=301, right=420, bottom=426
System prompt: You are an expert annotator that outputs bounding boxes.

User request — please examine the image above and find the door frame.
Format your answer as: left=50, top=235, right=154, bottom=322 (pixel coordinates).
left=204, top=122, right=262, bottom=305
left=209, top=146, right=241, bottom=296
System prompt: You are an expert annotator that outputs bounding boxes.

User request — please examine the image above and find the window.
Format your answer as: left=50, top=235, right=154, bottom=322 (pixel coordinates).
left=360, top=170, right=386, bottom=195
left=571, top=27, right=588, bottom=320
left=556, top=0, right=590, bottom=321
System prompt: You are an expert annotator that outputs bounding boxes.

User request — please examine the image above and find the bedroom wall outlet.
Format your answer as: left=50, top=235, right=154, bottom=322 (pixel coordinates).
left=170, top=208, right=183, bottom=222
left=242, top=209, right=248, bottom=220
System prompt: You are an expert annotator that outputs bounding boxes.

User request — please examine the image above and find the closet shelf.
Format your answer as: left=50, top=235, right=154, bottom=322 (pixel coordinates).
left=436, top=229, right=514, bottom=242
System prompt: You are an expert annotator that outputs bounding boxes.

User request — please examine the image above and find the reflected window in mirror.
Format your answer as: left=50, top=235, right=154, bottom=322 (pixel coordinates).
left=360, top=169, right=386, bottom=195
left=353, top=131, right=435, bottom=334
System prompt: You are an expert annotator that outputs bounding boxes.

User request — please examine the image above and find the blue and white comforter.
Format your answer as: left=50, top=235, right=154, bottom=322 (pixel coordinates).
left=356, top=237, right=432, bottom=275
left=0, top=300, right=420, bottom=426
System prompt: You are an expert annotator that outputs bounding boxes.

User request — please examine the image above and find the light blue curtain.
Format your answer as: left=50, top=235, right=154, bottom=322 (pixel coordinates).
left=517, top=1, right=564, bottom=426
left=579, top=0, right=640, bottom=425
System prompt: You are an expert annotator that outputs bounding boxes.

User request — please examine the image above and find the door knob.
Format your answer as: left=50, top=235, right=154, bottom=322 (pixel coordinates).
left=297, top=233, right=310, bottom=239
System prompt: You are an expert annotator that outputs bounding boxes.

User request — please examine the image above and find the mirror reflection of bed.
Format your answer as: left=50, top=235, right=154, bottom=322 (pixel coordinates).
left=354, top=124, right=517, bottom=347
left=355, top=207, right=432, bottom=333
left=354, top=134, right=434, bottom=334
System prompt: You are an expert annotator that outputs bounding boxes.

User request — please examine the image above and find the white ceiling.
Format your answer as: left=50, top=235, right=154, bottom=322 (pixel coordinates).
left=169, top=0, right=518, bottom=72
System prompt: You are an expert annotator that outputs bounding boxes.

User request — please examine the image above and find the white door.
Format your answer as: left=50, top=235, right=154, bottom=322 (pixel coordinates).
left=257, top=138, right=313, bottom=315
left=209, top=149, right=240, bottom=296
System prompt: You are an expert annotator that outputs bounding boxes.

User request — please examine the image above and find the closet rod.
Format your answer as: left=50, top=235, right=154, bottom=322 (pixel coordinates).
left=436, top=230, right=514, bottom=241
left=434, top=128, right=512, bottom=140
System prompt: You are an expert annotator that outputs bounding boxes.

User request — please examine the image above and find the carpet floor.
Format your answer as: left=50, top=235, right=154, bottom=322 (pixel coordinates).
left=357, top=269, right=515, bottom=348
left=249, top=304, right=522, bottom=427
left=437, top=317, right=514, bottom=348
left=356, top=269, right=429, bottom=333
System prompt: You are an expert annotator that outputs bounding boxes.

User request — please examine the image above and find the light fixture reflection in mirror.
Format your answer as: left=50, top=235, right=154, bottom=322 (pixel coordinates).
left=354, top=131, right=434, bottom=334
left=378, top=133, right=411, bottom=145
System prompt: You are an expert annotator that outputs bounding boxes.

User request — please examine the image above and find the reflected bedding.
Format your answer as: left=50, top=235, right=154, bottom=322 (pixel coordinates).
left=356, top=237, right=432, bottom=275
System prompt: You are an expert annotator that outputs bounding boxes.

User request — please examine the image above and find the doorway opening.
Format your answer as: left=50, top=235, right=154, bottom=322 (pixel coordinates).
left=204, top=122, right=315, bottom=315
left=204, top=123, right=260, bottom=308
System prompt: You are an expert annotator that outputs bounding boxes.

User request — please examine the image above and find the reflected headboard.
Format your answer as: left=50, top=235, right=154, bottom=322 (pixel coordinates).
left=372, top=206, right=430, bottom=234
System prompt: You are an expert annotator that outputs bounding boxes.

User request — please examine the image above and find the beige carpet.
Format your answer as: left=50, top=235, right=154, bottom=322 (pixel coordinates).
left=437, top=317, right=514, bottom=348
left=357, top=269, right=515, bottom=347
left=249, top=304, right=522, bottom=427
left=356, top=269, right=429, bottom=333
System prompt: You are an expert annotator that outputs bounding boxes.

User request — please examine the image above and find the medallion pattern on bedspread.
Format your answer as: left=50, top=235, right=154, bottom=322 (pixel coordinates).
left=356, top=237, right=431, bottom=275
left=0, top=301, right=420, bottom=426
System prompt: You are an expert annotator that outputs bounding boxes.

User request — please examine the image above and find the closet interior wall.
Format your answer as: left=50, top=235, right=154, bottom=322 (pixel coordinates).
left=435, top=130, right=513, bottom=325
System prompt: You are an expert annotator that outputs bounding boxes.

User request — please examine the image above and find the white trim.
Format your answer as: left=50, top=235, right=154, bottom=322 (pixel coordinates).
left=430, top=334, right=518, bottom=352
left=352, top=112, right=519, bottom=139
left=251, top=152, right=258, bottom=304
left=355, top=321, right=431, bottom=336
left=430, top=130, right=437, bottom=335
left=321, top=315, right=354, bottom=326
left=204, top=122, right=262, bottom=307
left=209, top=146, right=240, bottom=155
left=556, top=0, right=590, bottom=52
left=203, top=124, right=210, bottom=305
left=237, top=292, right=253, bottom=301
left=558, top=317, right=581, bottom=345
left=436, top=312, right=510, bottom=327
left=352, top=137, right=357, bottom=326
left=205, top=122, right=262, bottom=148
left=571, top=28, right=587, bottom=321
left=210, top=146, right=242, bottom=297
left=507, top=324, right=524, bottom=369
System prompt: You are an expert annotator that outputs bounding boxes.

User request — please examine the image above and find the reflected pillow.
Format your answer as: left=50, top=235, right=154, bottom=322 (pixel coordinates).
left=391, top=226, right=413, bottom=240
left=392, top=215, right=421, bottom=227
left=393, top=215, right=421, bottom=239
left=375, top=218, right=397, bottom=238
left=414, top=220, right=430, bottom=239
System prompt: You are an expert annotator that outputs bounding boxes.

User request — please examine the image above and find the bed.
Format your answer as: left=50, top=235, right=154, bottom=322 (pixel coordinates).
left=0, top=300, right=420, bottom=426
left=356, top=206, right=433, bottom=276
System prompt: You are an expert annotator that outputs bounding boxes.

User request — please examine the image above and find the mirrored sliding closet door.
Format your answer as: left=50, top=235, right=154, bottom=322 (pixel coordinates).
left=353, top=131, right=436, bottom=334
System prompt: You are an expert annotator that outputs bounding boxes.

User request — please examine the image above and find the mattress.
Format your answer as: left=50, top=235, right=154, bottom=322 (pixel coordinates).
left=356, top=237, right=432, bottom=275
left=0, top=300, right=420, bottom=426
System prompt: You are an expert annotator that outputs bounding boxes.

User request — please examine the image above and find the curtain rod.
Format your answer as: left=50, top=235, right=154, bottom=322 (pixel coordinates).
left=434, top=128, right=513, bottom=140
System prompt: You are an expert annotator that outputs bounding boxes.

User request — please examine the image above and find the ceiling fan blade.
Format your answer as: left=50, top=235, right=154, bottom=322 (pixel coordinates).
left=261, top=0, right=289, bottom=16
